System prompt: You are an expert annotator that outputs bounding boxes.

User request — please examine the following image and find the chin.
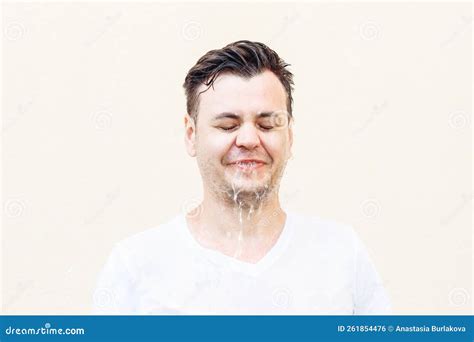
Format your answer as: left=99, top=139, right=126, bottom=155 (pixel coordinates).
left=233, top=181, right=272, bottom=195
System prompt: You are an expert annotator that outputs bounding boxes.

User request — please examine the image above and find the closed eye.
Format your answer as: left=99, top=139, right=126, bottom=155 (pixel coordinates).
left=258, top=124, right=274, bottom=131
left=218, top=126, right=238, bottom=131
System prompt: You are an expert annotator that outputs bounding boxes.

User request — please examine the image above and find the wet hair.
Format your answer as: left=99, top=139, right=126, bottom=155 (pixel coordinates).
left=183, top=40, right=294, bottom=121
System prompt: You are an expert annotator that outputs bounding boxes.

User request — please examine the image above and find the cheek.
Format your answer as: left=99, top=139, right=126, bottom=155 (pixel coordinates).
left=196, top=131, right=234, bottom=161
left=261, top=133, right=291, bottom=161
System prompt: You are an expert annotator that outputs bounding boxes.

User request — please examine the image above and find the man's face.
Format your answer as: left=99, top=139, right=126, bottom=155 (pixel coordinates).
left=185, top=70, right=293, bottom=206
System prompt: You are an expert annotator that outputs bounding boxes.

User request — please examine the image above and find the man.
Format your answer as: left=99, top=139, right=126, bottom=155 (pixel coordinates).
left=93, top=40, right=392, bottom=315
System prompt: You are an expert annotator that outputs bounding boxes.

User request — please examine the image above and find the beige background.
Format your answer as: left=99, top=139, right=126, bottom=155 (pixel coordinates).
left=1, top=2, right=472, bottom=314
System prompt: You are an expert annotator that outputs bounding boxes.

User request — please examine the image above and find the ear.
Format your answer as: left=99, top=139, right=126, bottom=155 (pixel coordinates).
left=287, top=117, right=294, bottom=160
left=184, top=114, right=197, bottom=157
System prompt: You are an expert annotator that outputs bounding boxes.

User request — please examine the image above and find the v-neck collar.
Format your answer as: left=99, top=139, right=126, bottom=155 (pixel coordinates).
left=175, top=210, right=295, bottom=277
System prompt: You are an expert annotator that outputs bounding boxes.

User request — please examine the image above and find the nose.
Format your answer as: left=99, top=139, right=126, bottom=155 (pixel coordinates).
left=235, top=123, right=260, bottom=150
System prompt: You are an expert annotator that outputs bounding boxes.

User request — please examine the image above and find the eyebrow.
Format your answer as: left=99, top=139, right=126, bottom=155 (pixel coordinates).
left=213, top=112, right=240, bottom=121
left=212, top=111, right=278, bottom=121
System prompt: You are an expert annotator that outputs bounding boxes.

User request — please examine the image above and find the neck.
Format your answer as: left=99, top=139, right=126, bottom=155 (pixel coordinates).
left=207, top=186, right=285, bottom=235
left=185, top=187, right=287, bottom=262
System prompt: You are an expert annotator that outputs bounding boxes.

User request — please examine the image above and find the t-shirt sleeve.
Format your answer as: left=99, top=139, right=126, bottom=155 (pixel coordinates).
left=351, top=229, right=392, bottom=315
left=92, top=243, right=137, bottom=315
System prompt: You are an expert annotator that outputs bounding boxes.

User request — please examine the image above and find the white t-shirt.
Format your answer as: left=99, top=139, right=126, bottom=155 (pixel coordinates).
left=93, top=211, right=392, bottom=315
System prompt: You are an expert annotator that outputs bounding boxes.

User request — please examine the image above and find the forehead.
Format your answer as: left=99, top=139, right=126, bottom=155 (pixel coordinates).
left=197, top=70, right=287, bottom=119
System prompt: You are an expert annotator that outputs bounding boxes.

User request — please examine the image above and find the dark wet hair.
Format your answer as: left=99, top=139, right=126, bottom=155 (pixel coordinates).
left=183, top=40, right=294, bottom=121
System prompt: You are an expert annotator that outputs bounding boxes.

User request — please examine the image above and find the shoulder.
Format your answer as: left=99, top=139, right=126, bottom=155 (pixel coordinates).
left=288, top=211, right=357, bottom=245
left=113, top=215, right=185, bottom=261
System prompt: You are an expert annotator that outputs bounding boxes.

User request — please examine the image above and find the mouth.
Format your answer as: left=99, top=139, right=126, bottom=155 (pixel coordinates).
left=228, top=159, right=266, bottom=172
